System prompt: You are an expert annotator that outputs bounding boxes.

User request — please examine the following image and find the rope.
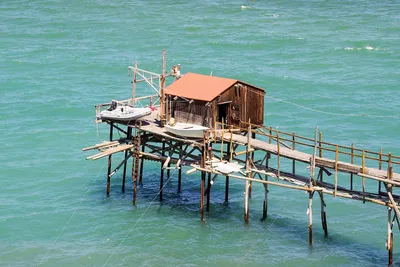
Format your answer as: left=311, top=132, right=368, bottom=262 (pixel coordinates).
left=102, top=136, right=193, bottom=267
left=265, top=94, right=400, bottom=118
left=235, top=197, right=293, bottom=266
left=37, top=163, right=107, bottom=266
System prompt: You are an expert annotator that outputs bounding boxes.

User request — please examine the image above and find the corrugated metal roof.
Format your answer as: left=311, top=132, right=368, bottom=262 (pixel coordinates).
left=164, top=73, right=238, bottom=102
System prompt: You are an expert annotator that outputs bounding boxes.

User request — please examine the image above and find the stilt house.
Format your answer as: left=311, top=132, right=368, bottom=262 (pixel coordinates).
left=165, top=73, right=265, bottom=128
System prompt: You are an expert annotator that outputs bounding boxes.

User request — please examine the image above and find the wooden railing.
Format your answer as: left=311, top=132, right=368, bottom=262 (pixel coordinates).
left=238, top=121, right=400, bottom=166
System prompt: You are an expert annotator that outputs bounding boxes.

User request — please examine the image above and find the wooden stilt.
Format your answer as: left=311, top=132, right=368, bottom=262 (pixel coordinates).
left=309, top=192, right=313, bottom=245
left=225, top=176, right=229, bottom=202
left=262, top=151, right=270, bottom=221
left=178, top=145, right=182, bottom=193
left=122, top=127, right=132, bottom=193
left=292, top=132, right=296, bottom=175
left=334, top=145, right=339, bottom=197
left=388, top=207, right=393, bottom=266
left=249, top=132, right=255, bottom=198
left=277, top=132, right=281, bottom=178
left=350, top=143, right=354, bottom=191
left=139, top=141, right=145, bottom=184
left=362, top=151, right=366, bottom=203
left=132, top=155, right=137, bottom=205
left=133, top=134, right=140, bottom=205
left=200, top=146, right=205, bottom=221
left=378, top=147, right=382, bottom=193
left=206, top=172, right=211, bottom=212
left=225, top=142, right=229, bottom=202
left=318, top=132, right=328, bottom=235
left=106, top=122, right=114, bottom=196
left=160, top=141, right=165, bottom=202
left=244, top=123, right=251, bottom=222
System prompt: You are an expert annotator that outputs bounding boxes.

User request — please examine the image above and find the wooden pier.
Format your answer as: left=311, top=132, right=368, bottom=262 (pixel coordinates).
left=82, top=51, right=400, bottom=265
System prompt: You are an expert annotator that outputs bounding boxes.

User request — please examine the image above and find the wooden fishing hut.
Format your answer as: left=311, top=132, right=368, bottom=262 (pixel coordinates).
left=83, top=50, right=400, bottom=265
left=164, top=73, right=265, bottom=128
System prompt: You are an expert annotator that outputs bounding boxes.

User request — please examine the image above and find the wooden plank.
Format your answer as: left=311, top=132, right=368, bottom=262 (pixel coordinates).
left=90, top=144, right=134, bottom=160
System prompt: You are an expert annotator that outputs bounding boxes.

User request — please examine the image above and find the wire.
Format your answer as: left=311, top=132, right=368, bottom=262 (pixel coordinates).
left=102, top=137, right=193, bottom=267
left=265, top=95, right=400, bottom=118
left=235, top=197, right=294, bottom=266
left=37, top=163, right=107, bottom=266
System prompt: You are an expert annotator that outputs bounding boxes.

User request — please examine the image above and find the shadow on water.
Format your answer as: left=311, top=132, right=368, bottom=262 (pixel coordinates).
left=92, top=172, right=396, bottom=266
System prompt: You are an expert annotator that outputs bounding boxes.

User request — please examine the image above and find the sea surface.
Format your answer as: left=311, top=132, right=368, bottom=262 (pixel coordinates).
left=1, top=1, right=400, bottom=266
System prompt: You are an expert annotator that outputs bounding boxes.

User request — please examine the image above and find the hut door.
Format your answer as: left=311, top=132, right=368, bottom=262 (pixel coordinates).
left=218, top=103, right=229, bottom=126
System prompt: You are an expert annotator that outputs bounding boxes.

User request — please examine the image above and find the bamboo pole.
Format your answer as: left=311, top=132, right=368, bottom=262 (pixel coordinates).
left=106, top=122, right=114, bottom=196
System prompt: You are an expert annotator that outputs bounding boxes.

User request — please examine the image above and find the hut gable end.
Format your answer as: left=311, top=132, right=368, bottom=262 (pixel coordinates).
left=165, top=73, right=237, bottom=102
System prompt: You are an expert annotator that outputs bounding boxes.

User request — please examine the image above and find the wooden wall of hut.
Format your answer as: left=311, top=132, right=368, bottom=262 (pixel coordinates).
left=216, top=83, right=264, bottom=128
left=171, top=98, right=210, bottom=126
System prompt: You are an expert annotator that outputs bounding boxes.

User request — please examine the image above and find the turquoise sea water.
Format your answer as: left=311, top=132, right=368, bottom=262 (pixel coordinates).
left=1, top=1, right=400, bottom=266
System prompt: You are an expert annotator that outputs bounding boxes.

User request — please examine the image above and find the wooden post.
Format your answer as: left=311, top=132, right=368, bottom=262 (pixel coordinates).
left=139, top=141, right=145, bottom=184
left=132, top=154, right=137, bottom=205
left=200, top=146, right=206, bottom=221
left=387, top=155, right=393, bottom=266
left=131, top=62, right=137, bottom=106
left=206, top=172, right=211, bottom=212
left=292, top=132, right=296, bottom=175
left=308, top=191, right=313, bottom=245
left=350, top=143, right=354, bottom=191
left=122, top=126, right=132, bottom=193
left=362, top=150, right=366, bottom=203
left=160, top=50, right=166, bottom=127
left=244, top=123, right=251, bottom=222
left=334, top=145, right=338, bottom=197
left=133, top=134, right=140, bottom=205
left=178, top=144, right=182, bottom=193
left=225, top=143, right=229, bottom=202
left=220, top=118, right=224, bottom=160
left=318, top=131, right=328, bottom=236
left=378, top=147, right=382, bottom=193
left=249, top=131, right=255, bottom=198
left=308, top=127, right=317, bottom=245
left=262, top=151, right=269, bottom=221
left=160, top=141, right=165, bottom=201
left=106, top=122, right=114, bottom=196
left=277, top=132, right=281, bottom=178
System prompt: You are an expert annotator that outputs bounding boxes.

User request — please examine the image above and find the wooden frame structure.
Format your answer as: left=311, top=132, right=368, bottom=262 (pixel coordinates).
left=83, top=51, right=400, bottom=265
